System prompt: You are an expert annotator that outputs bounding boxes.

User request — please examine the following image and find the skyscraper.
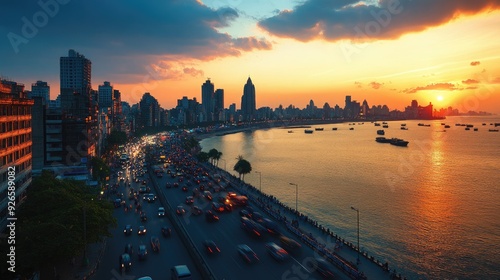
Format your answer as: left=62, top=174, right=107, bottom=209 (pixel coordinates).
left=201, top=79, right=214, bottom=122
left=60, top=49, right=92, bottom=119
left=214, top=89, right=224, bottom=121
left=241, top=77, right=256, bottom=121
left=98, top=81, right=113, bottom=108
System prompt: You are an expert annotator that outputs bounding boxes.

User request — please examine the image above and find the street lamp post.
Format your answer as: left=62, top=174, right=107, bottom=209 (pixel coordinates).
left=351, top=206, right=360, bottom=264
left=255, top=171, right=262, bottom=192
left=289, top=183, right=298, bottom=212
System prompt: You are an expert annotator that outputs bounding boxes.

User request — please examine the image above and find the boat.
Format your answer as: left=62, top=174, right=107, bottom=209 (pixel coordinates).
left=382, top=125, right=389, bottom=128
left=418, top=123, right=424, bottom=126
left=401, top=123, right=407, bottom=127
left=304, top=129, right=314, bottom=134
left=474, top=128, right=478, bottom=131
left=465, top=127, right=470, bottom=131
left=375, top=137, right=391, bottom=143
left=288, top=130, right=293, bottom=133
left=444, top=125, right=450, bottom=128
left=374, top=123, right=381, bottom=126
left=382, top=122, right=387, bottom=124
left=349, top=127, right=354, bottom=130
left=377, top=130, right=385, bottom=135
left=401, top=127, right=408, bottom=130
left=332, top=127, right=338, bottom=130
left=489, top=129, right=499, bottom=132
left=315, top=128, right=324, bottom=131
left=390, top=138, right=409, bottom=147
left=466, top=124, right=474, bottom=128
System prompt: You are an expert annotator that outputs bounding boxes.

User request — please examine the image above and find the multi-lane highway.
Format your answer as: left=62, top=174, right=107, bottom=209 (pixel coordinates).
left=92, top=166, right=202, bottom=280
left=152, top=163, right=350, bottom=280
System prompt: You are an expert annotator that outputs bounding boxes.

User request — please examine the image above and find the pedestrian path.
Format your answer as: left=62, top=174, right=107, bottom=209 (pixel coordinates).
left=213, top=165, right=406, bottom=280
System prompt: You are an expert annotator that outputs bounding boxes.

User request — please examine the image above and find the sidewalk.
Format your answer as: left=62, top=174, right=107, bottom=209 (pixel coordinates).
left=54, top=238, right=107, bottom=280
left=213, top=165, right=406, bottom=280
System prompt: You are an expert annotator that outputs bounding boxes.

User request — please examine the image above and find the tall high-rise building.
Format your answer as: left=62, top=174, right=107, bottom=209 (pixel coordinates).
left=214, top=89, right=224, bottom=121
left=201, top=79, right=214, bottom=122
left=241, top=77, right=256, bottom=121
left=0, top=79, right=34, bottom=231
left=59, top=50, right=96, bottom=165
left=30, top=80, right=50, bottom=102
left=98, top=81, right=113, bottom=108
left=139, top=92, right=160, bottom=128
left=60, top=49, right=92, bottom=119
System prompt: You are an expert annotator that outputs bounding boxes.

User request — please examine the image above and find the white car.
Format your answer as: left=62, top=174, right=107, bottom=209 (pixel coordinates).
left=158, top=207, right=165, bottom=217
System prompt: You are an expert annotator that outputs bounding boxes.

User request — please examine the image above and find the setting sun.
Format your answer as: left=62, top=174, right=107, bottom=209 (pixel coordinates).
left=437, top=95, right=444, bottom=101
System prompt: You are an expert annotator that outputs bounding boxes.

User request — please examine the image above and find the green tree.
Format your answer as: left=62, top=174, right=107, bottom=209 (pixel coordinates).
left=214, top=151, right=223, bottom=167
left=2, top=171, right=116, bottom=276
left=233, top=155, right=252, bottom=180
left=182, top=136, right=201, bottom=155
left=106, top=130, right=127, bottom=151
left=91, top=156, right=110, bottom=183
left=196, top=151, right=210, bottom=163
left=208, top=148, right=219, bottom=165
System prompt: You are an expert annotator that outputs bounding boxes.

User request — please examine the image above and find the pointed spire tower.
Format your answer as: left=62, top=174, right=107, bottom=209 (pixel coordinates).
left=241, top=76, right=256, bottom=121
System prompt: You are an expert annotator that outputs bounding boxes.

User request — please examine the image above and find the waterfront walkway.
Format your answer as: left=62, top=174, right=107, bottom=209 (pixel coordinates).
left=209, top=164, right=406, bottom=280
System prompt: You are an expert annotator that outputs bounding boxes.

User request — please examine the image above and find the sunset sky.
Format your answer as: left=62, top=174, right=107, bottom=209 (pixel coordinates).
left=1, top=0, right=499, bottom=113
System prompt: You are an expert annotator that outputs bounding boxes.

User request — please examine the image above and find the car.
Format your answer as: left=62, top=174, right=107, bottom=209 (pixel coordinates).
left=205, top=210, right=219, bottom=222
left=171, top=265, right=192, bottom=280
left=114, top=198, right=122, bottom=208
left=125, top=243, right=134, bottom=255
left=139, top=186, right=147, bottom=193
left=166, top=182, right=172, bottom=188
left=314, top=257, right=336, bottom=279
left=251, top=212, right=264, bottom=223
left=185, top=196, right=194, bottom=205
left=203, top=191, right=212, bottom=200
left=237, top=244, right=259, bottom=263
left=241, top=217, right=265, bottom=238
left=119, top=253, right=132, bottom=271
left=203, top=240, right=220, bottom=254
left=181, top=186, right=188, bottom=192
left=260, top=218, right=281, bottom=235
left=138, top=244, right=148, bottom=260
left=161, top=226, right=172, bottom=238
left=150, top=236, right=160, bottom=252
left=158, top=207, right=165, bottom=217
left=145, top=193, right=157, bottom=203
left=266, top=242, right=289, bottom=261
left=212, top=202, right=225, bottom=213
left=176, top=205, right=186, bottom=216
left=138, top=225, right=147, bottom=235
left=279, top=236, right=302, bottom=254
left=140, top=212, right=148, bottom=222
left=192, top=206, right=202, bottom=216
left=124, top=224, right=133, bottom=236
left=239, top=209, right=252, bottom=219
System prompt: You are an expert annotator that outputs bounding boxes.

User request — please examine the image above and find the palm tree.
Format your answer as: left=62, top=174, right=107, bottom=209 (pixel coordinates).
left=208, top=148, right=218, bottom=165
left=214, top=151, right=222, bottom=167
left=233, top=155, right=252, bottom=180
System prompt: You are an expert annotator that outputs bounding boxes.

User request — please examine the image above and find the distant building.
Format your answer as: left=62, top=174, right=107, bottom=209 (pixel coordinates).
left=214, top=89, right=224, bottom=122
left=0, top=79, right=34, bottom=231
left=98, top=81, right=113, bottom=108
left=241, top=77, right=256, bottom=121
left=30, top=80, right=50, bottom=102
left=139, top=92, right=160, bottom=128
left=201, top=79, right=215, bottom=122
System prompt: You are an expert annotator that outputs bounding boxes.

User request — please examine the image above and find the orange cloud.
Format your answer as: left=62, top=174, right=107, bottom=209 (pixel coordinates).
left=462, top=79, right=480, bottom=84
left=470, top=61, right=481, bottom=66
left=370, top=81, right=383, bottom=89
left=403, top=83, right=461, bottom=94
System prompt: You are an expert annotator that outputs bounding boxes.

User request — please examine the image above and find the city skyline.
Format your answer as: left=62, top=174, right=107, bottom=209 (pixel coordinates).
left=1, top=1, right=500, bottom=113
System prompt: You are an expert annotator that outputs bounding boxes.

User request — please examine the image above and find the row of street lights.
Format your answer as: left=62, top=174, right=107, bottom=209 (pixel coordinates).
left=219, top=159, right=360, bottom=263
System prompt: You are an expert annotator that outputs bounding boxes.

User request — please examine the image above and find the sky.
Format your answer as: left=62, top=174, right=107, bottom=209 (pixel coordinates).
left=1, top=0, right=500, bottom=113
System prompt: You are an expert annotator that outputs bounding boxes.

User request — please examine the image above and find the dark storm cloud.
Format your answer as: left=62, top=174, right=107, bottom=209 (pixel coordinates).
left=258, top=0, right=500, bottom=42
left=0, top=0, right=271, bottom=83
